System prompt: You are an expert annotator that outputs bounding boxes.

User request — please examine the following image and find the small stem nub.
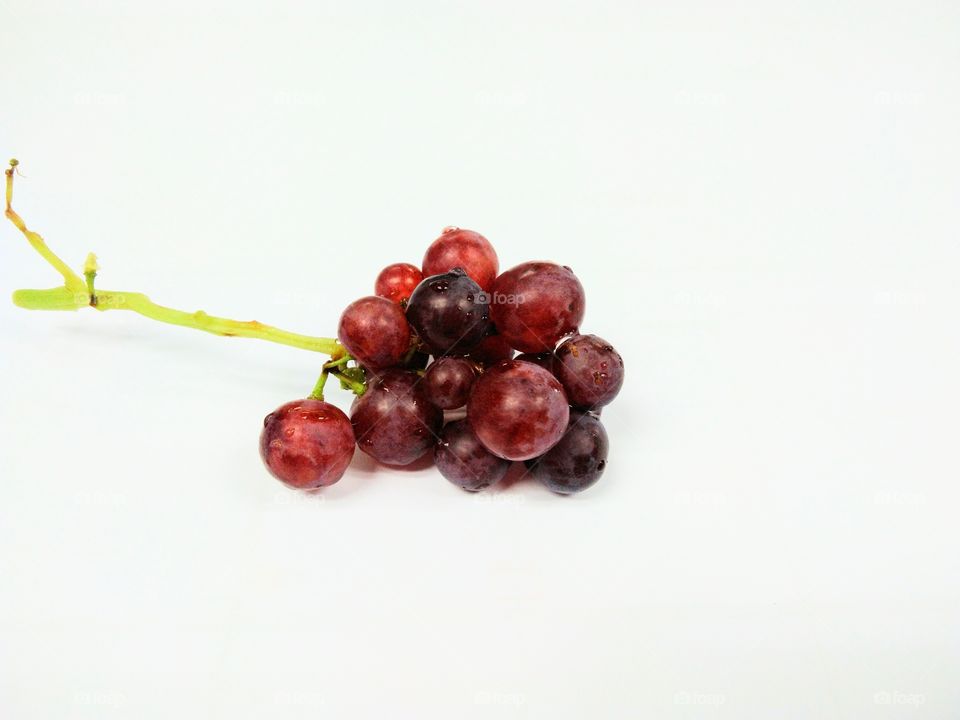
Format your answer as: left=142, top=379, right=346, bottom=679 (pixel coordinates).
left=309, top=370, right=329, bottom=401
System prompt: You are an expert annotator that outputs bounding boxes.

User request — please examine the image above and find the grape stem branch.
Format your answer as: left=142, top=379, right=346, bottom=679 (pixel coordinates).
left=4, top=159, right=343, bottom=356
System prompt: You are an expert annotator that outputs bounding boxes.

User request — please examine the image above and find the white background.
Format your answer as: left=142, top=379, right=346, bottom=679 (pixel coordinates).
left=1, top=1, right=958, bottom=718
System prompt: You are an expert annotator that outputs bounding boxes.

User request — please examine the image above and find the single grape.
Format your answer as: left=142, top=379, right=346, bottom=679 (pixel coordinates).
left=435, top=419, right=512, bottom=491
left=422, top=356, right=478, bottom=409
left=467, top=333, right=515, bottom=366
left=467, top=359, right=569, bottom=461
left=515, top=351, right=556, bottom=374
left=338, top=296, right=410, bottom=369
left=375, top=262, right=423, bottom=305
left=260, top=399, right=355, bottom=488
left=525, top=411, right=608, bottom=494
left=350, top=369, right=442, bottom=466
left=422, top=227, right=499, bottom=291
left=405, top=269, right=490, bottom=356
left=490, top=262, right=585, bottom=352
left=554, top=334, right=624, bottom=410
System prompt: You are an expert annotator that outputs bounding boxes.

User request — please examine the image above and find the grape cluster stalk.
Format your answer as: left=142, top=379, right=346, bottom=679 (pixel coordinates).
left=4, top=160, right=625, bottom=495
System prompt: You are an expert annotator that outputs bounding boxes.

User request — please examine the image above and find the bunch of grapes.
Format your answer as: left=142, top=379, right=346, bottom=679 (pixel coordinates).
left=261, top=227, right=625, bottom=495
left=3, top=162, right=623, bottom=496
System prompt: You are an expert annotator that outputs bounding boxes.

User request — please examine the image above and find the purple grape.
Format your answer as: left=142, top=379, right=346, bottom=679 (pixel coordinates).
left=405, top=269, right=490, bottom=356
left=260, top=399, right=356, bottom=488
left=467, top=333, right=515, bottom=366
left=524, top=411, right=608, bottom=494
left=350, top=369, right=442, bottom=466
left=422, top=357, right=478, bottom=409
left=554, top=334, right=624, bottom=410
left=434, top=419, right=512, bottom=491
left=467, top=359, right=569, bottom=461
left=515, top=351, right=556, bottom=374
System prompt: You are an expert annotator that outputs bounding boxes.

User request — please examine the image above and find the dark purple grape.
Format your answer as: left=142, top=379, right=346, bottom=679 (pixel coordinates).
left=422, top=227, right=498, bottom=291
left=467, top=360, right=569, bottom=461
left=405, top=269, right=490, bottom=356
left=524, top=411, right=608, bottom=494
left=554, top=334, right=624, bottom=409
left=338, top=296, right=410, bottom=369
left=422, top=357, right=478, bottom=409
left=435, top=419, right=512, bottom=491
left=515, top=351, right=556, bottom=374
left=350, top=370, right=442, bottom=466
left=260, top=399, right=355, bottom=488
left=490, top=262, right=585, bottom=352
left=468, top=333, right=515, bottom=366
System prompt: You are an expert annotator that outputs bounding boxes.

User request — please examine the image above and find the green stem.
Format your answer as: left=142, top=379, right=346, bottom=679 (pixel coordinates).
left=309, top=370, right=329, bottom=401
left=323, top=354, right=351, bottom=370
left=5, top=161, right=341, bottom=355
left=330, top=369, right=366, bottom=396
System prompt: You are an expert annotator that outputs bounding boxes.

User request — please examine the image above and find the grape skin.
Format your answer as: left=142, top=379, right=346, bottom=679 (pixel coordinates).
left=490, top=262, right=586, bottom=352
left=422, top=227, right=499, bottom=291
left=515, top=351, right=556, bottom=374
left=405, top=269, right=490, bottom=357
left=467, top=334, right=515, bottom=366
left=337, top=296, right=410, bottom=369
left=435, top=419, right=512, bottom=491
left=554, top=334, right=624, bottom=410
left=467, top=359, right=569, bottom=461
left=260, top=399, right=356, bottom=488
left=350, top=369, right=442, bottom=466
left=422, top=357, right=478, bottom=410
left=525, top=411, right=608, bottom=494
left=375, top=262, right=423, bottom=305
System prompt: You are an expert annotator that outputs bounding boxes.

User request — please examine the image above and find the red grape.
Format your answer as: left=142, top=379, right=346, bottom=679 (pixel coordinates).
left=422, top=227, right=499, bottom=291
left=375, top=262, right=423, bottom=305
left=467, top=333, right=515, bottom=366
left=525, top=411, right=608, bottom=494
left=490, top=262, right=585, bottom=352
left=338, top=296, right=410, bottom=369
left=515, top=351, right=556, bottom=374
left=554, top=334, right=624, bottom=410
left=467, top=360, right=569, bottom=461
left=350, top=369, right=442, bottom=466
left=405, top=269, right=490, bottom=356
left=422, top=356, right=478, bottom=409
left=260, top=399, right=355, bottom=488
left=435, top=419, right=511, bottom=491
